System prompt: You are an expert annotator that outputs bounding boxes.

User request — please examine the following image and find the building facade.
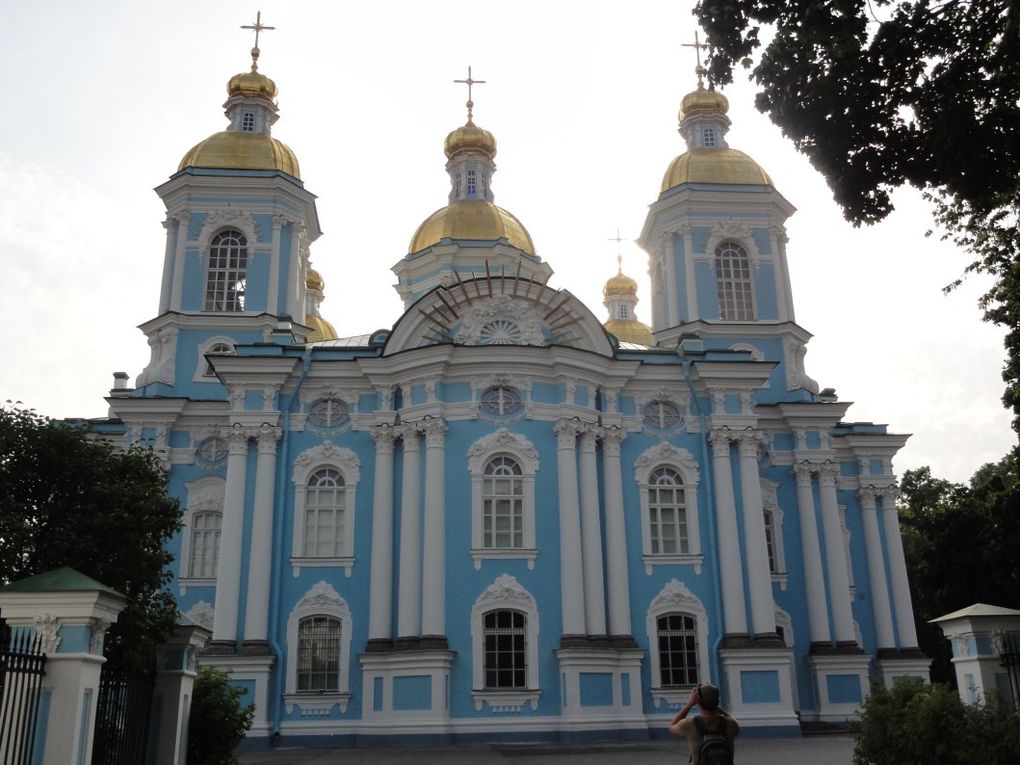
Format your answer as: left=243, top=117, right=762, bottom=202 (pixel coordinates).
left=95, top=47, right=929, bottom=745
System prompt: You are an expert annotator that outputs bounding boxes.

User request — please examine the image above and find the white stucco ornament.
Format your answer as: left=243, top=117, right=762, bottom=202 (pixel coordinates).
left=296, top=580, right=346, bottom=611
left=186, top=601, right=215, bottom=631
left=454, top=296, right=546, bottom=346
left=474, top=574, right=536, bottom=608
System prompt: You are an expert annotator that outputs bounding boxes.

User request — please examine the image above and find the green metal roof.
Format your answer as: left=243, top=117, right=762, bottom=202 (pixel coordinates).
left=0, top=567, right=124, bottom=597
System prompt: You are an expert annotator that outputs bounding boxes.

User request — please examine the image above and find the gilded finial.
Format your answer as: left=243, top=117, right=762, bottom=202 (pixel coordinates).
left=241, top=11, right=276, bottom=72
left=681, top=31, right=710, bottom=90
left=454, top=66, right=486, bottom=124
left=609, top=229, right=626, bottom=272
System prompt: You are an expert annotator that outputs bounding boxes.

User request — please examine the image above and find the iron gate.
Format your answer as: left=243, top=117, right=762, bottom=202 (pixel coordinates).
left=0, top=622, right=47, bottom=765
left=90, top=657, right=156, bottom=765
left=1000, top=632, right=1020, bottom=710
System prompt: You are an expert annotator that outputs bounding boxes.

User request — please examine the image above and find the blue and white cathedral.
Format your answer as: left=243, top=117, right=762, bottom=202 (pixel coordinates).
left=95, top=44, right=930, bottom=745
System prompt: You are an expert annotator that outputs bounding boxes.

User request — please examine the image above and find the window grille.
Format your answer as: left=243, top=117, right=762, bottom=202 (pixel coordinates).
left=204, top=230, right=248, bottom=312
left=703, top=127, right=716, bottom=147
left=241, top=112, right=255, bottom=132
left=297, top=616, right=341, bottom=692
left=467, top=169, right=477, bottom=196
left=483, top=610, right=527, bottom=689
left=657, top=613, right=699, bottom=687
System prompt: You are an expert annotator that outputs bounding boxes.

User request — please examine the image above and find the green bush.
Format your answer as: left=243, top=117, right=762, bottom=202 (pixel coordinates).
left=851, top=679, right=1020, bottom=765
left=187, top=667, right=255, bottom=765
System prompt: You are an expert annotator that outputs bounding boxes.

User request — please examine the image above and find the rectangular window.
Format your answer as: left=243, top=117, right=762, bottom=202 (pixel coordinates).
left=484, top=610, right=527, bottom=689
left=703, top=128, right=716, bottom=147
left=657, top=614, right=699, bottom=687
left=649, top=485, right=688, bottom=554
left=297, top=616, right=341, bottom=692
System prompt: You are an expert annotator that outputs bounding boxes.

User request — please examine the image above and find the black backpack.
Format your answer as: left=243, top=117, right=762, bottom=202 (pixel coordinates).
left=693, top=716, right=733, bottom=765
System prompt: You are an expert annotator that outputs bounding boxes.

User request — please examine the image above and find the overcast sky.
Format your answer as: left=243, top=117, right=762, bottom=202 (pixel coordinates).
left=0, top=0, right=1012, bottom=483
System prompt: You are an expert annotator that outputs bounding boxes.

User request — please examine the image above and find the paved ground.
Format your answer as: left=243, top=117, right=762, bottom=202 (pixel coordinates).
left=239, top=735, right=855, bottom=764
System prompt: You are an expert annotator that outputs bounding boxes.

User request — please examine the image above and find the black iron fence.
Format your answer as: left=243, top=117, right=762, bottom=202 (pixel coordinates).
left=0, top=623, right=47, bottom=765
left=90, top=657, right=157, bottom=765
left=1000, top=632, right=1020, bottom=710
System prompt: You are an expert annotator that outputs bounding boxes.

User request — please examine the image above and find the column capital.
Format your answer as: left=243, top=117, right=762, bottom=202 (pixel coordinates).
left=420, top=416, right=447, bottom=446
left=226, top=424, right=251, bottom=454
left=579, top=423, right=600, bottom=451
left=792, top=461, right=815, bottom=484
left=271, top=213, right=292, bottom=228
left=255, top=423, right=283, bottom=453
left=554, top=418, right=584, bottom=447
left=372, top=423, right=398, bottom=453
left=815, top=460, right=840, bottom=484
left=736, top=429, right=765, bottom=457
left=601, top=426, right=626, bottom=455
left=879, top=486, right=900, bottom=505
left=857, top=485, right=881, bottom=507
left=396, top=422, right=422, bottom=449
left=709, top=427, right=734, bottom=450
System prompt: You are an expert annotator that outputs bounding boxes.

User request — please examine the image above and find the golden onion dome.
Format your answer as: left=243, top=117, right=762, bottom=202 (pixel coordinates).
left=444, top=120, right=497, bottom=161
left=306, top=268, right=324, bottom=292
left=661, top=148, right=772, bottom=191
left=227, top=68, right=278, bottom=100
left=305, top=314, right=338, bottom=343
left=409, top=200, right=535, bottom=254
left=679, top=88, right=729, bottom=121
left=178, top=131, right=301, bottom=178
left=604, top=271, right=638, bottom=297
left=604, top=318, right=653, bottom=346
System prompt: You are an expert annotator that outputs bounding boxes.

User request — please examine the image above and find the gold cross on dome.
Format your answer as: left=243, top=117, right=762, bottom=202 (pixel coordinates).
left=241, top=11, right=276, bottom=70
left=609, top=229, right=629, bottom=272
left=681, top=30, right=710, bottom=88
left=454, top=66, right=486, bottom=123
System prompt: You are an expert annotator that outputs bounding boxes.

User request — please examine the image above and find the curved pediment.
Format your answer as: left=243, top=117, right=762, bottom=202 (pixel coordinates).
left=383, top=273, right=615, bottom=358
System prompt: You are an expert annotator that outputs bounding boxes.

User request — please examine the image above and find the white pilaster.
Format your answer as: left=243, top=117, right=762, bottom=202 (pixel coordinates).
left=213, top=425, right=250, bottom=643
left=396, top=425, right=422, bottom=639
left=368, top=425, right=397, bottom=642
left=601, top=427, right=632, bottom=637
left=268, top=214, right=285, bottom=315
left=169, top=211, right=190, bottom=312
left=579, top=425, right=607, bottom=636
left=286, top=222, right=301, bottom=320
left=420, top=418, right=447, bottom=639
left=665, top=232, right=680, bottom=326
left=737, top=432, right=777, bottom=637
left=554, top=419, right=586, bottom=637
left=858, top=487, right=896, bottom=649
left=243, top=423, right=281, bottom=643
left=680, top=223, right=697, bottom=321
left=880, top=487, right=919, bottom=648
left=709, top=429, right=748, bottom=636
left=817, top=462, right=856, bottom=644
left=158, top=216, right=178, bottom=314
left=793, top=463, right=831, bottom=644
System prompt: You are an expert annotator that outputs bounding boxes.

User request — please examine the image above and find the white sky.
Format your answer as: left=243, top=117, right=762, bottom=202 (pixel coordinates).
left=0, top=0, right=1012, bottom=483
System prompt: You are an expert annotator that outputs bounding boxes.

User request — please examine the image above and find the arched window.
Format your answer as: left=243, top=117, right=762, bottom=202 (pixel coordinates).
left=635, top=444, right=702, bottom=573
left=648, top=466, right=688, bottom=554
left=483, top=456, right=524, bottom=549
left=297, top=615, right=342, bottom=692
left=189, top=511, right=221, bottom=579
left=483, top=610, right=527, bottom=689
left=656, top=613, right=700, bottom=687
left=303, top=468, right=345, bottom=558
left=204, top=230, right=248, bottom=312
left=203, top=342, right=234, bottom=377
left=715, top=242, right=754, bottom=320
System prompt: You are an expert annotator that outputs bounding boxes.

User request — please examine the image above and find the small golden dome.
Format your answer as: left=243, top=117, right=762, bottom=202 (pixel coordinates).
left=305, top=313, right=338, bottom=343
left=679, top=88, right=729, bottom=121
left=178, top=131, right=301, bottom=178
left=306, top=268, right=324, bottom=292
left=444, top=120, right=497, bottom=161
left=604, top=272, right=638, bottom=297
left=604, top=318, right=653, bottom=345
left=409, top=200, right=535, bottom=254
left=661, top=148, right=772, bottom=191
left=227, top=69, right=278, bottom=100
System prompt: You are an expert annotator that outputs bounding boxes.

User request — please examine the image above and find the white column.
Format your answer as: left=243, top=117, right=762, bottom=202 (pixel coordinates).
left=368, top=424, right=396, bottom=643
left=881, top=487, right=919, bottom=648
left=793, top=463, right=831, bottom=644
left=737, top=432, right=777, bottom=637
left=664, top=232, right=680, bottom=326
left=858, top=487, right=896, bottom=649
left=158, top=216, right=178, bottom=314
left=680, top=223, right=697, bottom=321
left=213, top=425, right=249, bottom=643
left=817, top=462, right=856, bottom=644
left=420, top=418, right=447, bottom=639
left=601, top=427, right=632, bottom=637
left=554, top=419, right=586, bottom=637
left=268, top=214, right=285, bottom=315
left=243, top=423, right=281, bottom=643
left=286, top=223, right=302, bottom=320
left=579, top=425, right=606, bottom=636
left=710, top=430, right=748, bottom=636
left=169, top=211, right=190, bottom=311
left=397, top=425, right=422, bottom=639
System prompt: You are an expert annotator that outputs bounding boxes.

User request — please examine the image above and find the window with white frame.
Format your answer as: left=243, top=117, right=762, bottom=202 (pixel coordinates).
left=646, top=579, right=710, bottom=706
left=291, top=444, right=361, bottom=576
left=192, top=337, right=236, bottom=382
left=308, top=397, right=350, bottom=430
left=764, top=508, right=778, bottom=573
left=483, top=456, right=524, bottom=549
left=468, top=430, right=538, bottom=568
left=635, top=444, right=702, bottom=573
left=194, top=435, right=228, bottom=467
left=480, top=386, right=523, bottom=417
left=303, top=468, right=345, bottom=557
left=284, top=581, right=353, bottom=714
left=189, top=511, right=221, bottom=579
left=204, top=229, right=248, bottom=312
left=471, top=574, right=541, bottom=712
left=715, top=241, right=755, bottom=320
left=467, top=168, right=477, bottom=196
left=702, top=127, right=716, bottom=147
left=648, top=466, right=689, bottom=554
left=203, top=342, right=234, bottom=377
left=643, top=400, right=682, bottom=431
left=760, top=478, right=787, bottom=584
left=241, top=111, right=255, bottom=132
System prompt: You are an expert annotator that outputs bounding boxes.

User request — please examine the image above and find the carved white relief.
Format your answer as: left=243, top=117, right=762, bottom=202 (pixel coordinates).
left=474, top=574, right=537, bottom=609
left=136, top=325, right=178, bottom=388
left=705, top=220, right=761, bottom=272
left=33, top=614, right=61, bottom=653
left=467, top=428, right=539, bottom=471
left=186, top=601, right=215, bottom=631
left=295, top=580, right=346, bottom=612
left=634, top=442, right=699, bottom=484
left=188, top=479, right=225, bottom=513
left=292, top=443, right=361, bottom=484
left=649, top=579, right=700, bottom=612
left=453, top=295, right=546, bottom=346
left=783, top=335, right=820, bottom=394
left=89, top=617, right=112, bottom=654
left=197, top=209, right=259, bottom=249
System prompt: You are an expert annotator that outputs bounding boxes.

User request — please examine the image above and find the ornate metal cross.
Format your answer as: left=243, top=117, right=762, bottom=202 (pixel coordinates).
left=454, top=66, right=486, bottom=122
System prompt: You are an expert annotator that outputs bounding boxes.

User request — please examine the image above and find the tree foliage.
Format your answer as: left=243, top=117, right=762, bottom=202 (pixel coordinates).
left=850, top=679, right=1020, bottom=765
left=187, top=667, right=255, bottom=765
left=694, top=0, right=1020, bottom=429
left=897, top=453, right=1020, bottom=681
left=0, top=404, right=182, bottom=665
